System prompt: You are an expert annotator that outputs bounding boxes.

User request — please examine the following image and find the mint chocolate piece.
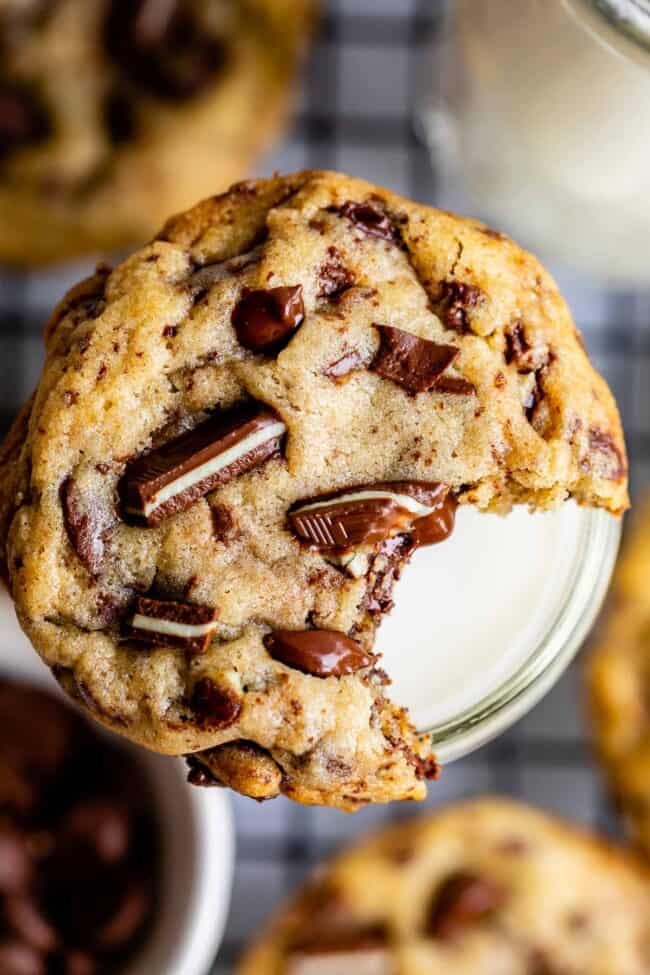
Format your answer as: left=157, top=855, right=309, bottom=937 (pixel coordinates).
left=264, top=630, right=373, bottom=678
left=232, top=285, right=304, bottom=352
left=120, top=403, right=286, bottom=524
left=371, top=325, right=466, bottom=395
left=289, top=481, right=451, bottom=550
left=127, top=597, right=218, bottom=654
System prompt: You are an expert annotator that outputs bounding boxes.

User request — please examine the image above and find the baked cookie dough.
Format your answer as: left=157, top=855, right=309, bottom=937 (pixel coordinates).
left=0, top=0, right=313, bottom=264
left=589, top=497, right=650, bottom=855
left=0, top=171, right=627, bottom=810
left=237, top=798, right=650, bottom=975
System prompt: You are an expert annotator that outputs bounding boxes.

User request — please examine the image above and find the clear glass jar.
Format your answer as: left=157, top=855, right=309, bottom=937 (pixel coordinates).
left=377, top=504, right=621, bottom=762
left=421, top=0, right=650, bottom=284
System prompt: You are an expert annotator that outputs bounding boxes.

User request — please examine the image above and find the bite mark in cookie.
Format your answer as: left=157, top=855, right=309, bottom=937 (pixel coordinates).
left=264, top=630, right=373, bottom=677
left=232, top=285, right=305, bottom=352
left=120, top=402, right=286, bottom=524
left=289, top=482, right=451, bottom=550
left=126, top=596, right=218, bottom=654
left=371, top=325, right=472, bottom=395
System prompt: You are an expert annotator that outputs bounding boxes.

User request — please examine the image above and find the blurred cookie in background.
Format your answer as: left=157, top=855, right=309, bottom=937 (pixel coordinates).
left=237, top=798, right=650, bottom=975
left=588, top=498, right=650, bottom=856
left=0, top=0, right=314, bottom=265
left=0, top=677, right=159, bottom=973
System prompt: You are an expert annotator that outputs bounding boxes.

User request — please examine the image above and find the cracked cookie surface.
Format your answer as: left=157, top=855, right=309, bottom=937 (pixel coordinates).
left=0, top=171, right=627, bottom=810
left=237, top=798, right=650, bottom=975
left=0, top=0, right=313, bottom=264
left=589, top=498, right=650, bottom=856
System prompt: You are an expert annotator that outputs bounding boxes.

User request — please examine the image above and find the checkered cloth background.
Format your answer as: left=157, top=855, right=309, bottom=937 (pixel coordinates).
left=1, top=2, right=649, bottom=971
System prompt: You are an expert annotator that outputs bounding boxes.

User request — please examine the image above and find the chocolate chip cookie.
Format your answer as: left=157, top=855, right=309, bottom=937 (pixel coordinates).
left=0, top=0, right=313, bottom=264
left=0, top=171, right=627, bottom=810
left=588, top=498, right=650, bottom=856
left=237, top=798, right=650, bottom=975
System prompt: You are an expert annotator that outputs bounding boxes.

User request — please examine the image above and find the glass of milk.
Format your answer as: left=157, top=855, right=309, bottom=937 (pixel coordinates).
left=377, top=505, right=620, bottom=761
left=420, top=0, right=650, bottom=284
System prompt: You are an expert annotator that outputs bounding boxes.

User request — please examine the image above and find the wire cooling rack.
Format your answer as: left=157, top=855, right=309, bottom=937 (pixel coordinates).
left=1, top=2, right=649, bottom=971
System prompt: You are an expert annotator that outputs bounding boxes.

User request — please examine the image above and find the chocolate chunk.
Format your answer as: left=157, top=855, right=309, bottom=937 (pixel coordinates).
left=428, top=871, right=505, bottom=939
left=588, top=427, right=626, bottom=479
left=323, top=350, right=364, bottom=382
left=191, top=677, right=241, bottom=728
left=264, top=630, right=373, bottom=678
left=336, top=201, right=396, bottom=242
left=318, top=248, right=355, bottom=299
left=289, top=481, right=451, bottom=550
left=505, top=321, right=530, bottom=368
left=412, top=495, right=457, bottom=546
left=362, top=536, right=415, bottom=616
left=103, top=87, right=137, bottom=144
left=232, top=285, right=304, bottom=352
left=4, top=896, right=58, bottom=953
left=432, top=376, right=476, bottom=396
left=60, top=479, right=112, bottom=576
left=104, top=0, right=227, bottom=100
left=0, top=941, right=45, bottom=975
left=0, top=84, right=50, bottom=159
left=126, top=596, right=218, bottom=654
left=371, top=325, right=462, bottom=394
left=120, top=402, right=286, bottom=524
left=438, top=281, right=485, bottom=333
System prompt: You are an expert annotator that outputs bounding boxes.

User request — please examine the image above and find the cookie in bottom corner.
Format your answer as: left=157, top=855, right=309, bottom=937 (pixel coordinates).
left=237, top=798, right=650, bottom=975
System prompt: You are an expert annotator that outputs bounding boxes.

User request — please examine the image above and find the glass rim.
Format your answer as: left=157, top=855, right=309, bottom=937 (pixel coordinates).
left=574, top=0, right=650, bottom=52
left=426, top=507, right=621, bottom=763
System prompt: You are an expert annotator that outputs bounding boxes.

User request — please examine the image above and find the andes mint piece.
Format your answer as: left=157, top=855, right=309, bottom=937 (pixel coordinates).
left=289, top=482, right=450, bottom=550
left=191, top=677, right=241, bottom=728
left=337, top=201, right=396, bottom=242
left=120, top=403, right=286, bottom=524
left=428, top=871, right=505, bottom=940
left=232, top=285, right=304, bottom=352
left=438, top=281, right=485, bottom=333
left=371, top=325, right=463, bottom=395
left=323, top=350, right=363, bottom=382
left=0, top=84, right=50, bottom=159
left=126, top=597, right=219, bottom=654
left=104, top=0, right=226, bottom=100
left=60, top=479, right=112, bottom=576
left=264, top=630, right=373, bottom=678
left=412, top=494, right=457, bottom=546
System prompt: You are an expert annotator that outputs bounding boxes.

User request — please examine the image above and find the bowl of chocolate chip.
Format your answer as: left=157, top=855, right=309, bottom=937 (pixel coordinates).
left=0, top=589, right=234, bottom=975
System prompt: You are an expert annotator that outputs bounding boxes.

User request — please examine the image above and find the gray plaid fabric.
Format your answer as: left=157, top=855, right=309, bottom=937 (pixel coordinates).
left=0, top=2, right=646, bottom=972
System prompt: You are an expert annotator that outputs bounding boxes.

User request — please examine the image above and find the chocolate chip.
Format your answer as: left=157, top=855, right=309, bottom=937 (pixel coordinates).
left=210, top=504, right=236, bottom=542
left=0, top=830, right=31, bottom=893
left=191, top=677, right=241, bottom=728
left=264, top=630, right=373, bottom=678
left=438, top=281, right=485, bottom=333
left=185, top=755, right=223, bottom=788
left=102, top=87, right=137, bottom=145
left=231, top=285, right=304, bottom=352
left=4, top=896, right=58, bottom=953
left=58, top=799, right=130, bottom=866
left=433, top=376, right=476, bottom=396
left=0, top=83, right=50, bottom=159
left=120, top=402, right=286, bottom=524
left=336, top=201, right=396, bottom=242
left=428, top=872, right=505, bottom=939
left=318, top=248, right=355, bottom=299
left=371, top=325, right=465, bottom=395
left=126, top=596, right=219, bottom=654
left=104, top=0, right=227, bottom=100
left=362, top=536, right=415, bottom=616
left=60, top=479, right=112, bottom=577
left=588, top=427, right=626, bottom=480
left=323, top=350, right=364, bottom=382
left=0, top=941, right=45, bottom=975
left=289, top=481, right=452, bottom=550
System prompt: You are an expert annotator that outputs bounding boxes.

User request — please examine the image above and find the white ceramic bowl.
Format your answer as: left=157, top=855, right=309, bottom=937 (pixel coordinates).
left=0, top=589, right=234, bottom=975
